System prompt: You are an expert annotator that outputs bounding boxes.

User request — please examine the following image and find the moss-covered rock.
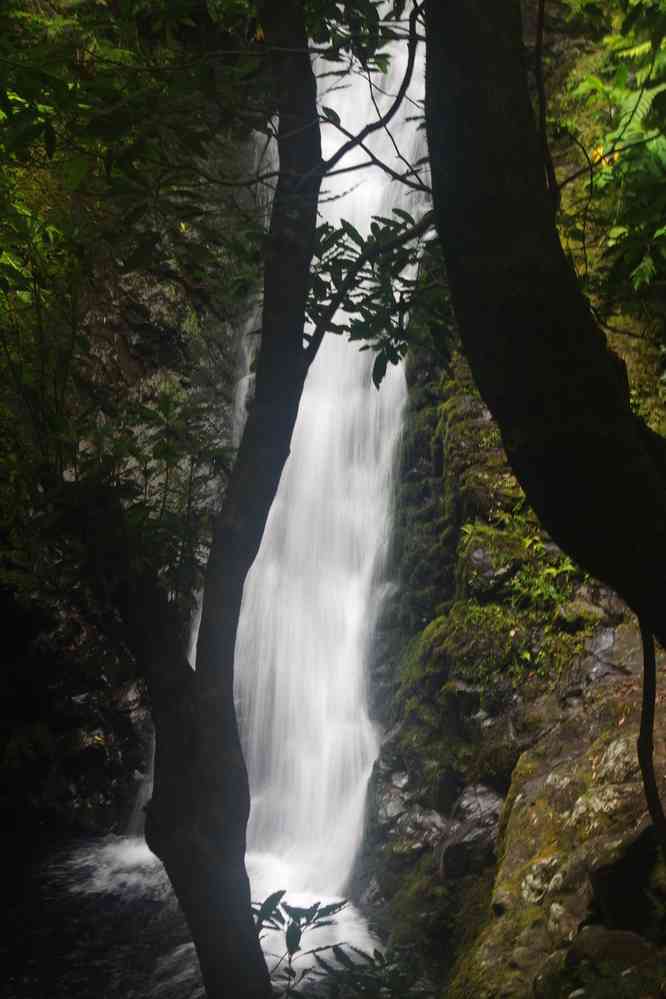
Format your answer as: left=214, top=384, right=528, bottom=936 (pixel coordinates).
left=362, top=323, right=666, bottom=997
left=448, top=620, right=666, bottom=997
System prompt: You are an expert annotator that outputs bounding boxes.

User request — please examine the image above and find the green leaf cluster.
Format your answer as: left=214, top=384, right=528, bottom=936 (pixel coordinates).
left=308, top=207, right=443, bottom=388
left=306, top=0, right=402, bottom=71
left=558, top=0, right=666, bottom=354
left=252, top=888, right=433, bottom=998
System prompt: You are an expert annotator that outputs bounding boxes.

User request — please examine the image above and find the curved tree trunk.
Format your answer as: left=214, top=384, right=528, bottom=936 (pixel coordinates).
left=424, top=0, right=666, bottom=648
left=424, top=0, right=666, bottom=848
left=140, top=3, right=323, bottom=996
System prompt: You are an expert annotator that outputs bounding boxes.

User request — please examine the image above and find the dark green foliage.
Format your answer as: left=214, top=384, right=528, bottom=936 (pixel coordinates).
left=305, top=0, right=402, bottom=69
left=0, top=584, right=146, bottom=838
left=308, top=209, right=440, bottom=388
left=252, top=889, right=434, bottom=998
left=0, top=0, right=270, bottom=644
left=553, top=1, right=666, bottom=375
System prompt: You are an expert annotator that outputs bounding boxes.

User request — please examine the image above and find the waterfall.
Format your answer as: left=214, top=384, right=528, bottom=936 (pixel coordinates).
left=235, top=38, right=423, bottom=901
left=19, top=31, right=427, bottom=999
left=236, top=338, right=403, bottom=895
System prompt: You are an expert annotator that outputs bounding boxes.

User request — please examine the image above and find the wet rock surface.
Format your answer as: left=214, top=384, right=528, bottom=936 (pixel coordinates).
left=361, top=344, right=666, bottom=997
left=439, top=784, right=503, bottom=879
left=450, top=623, right=666, bottom=998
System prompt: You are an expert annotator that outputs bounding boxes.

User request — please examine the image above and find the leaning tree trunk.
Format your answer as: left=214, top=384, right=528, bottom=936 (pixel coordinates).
left=141, top=3, right=324, bottom=997
left=424, top=0, right=666, bottom=647
left=424, top=0, right=666, bottom=846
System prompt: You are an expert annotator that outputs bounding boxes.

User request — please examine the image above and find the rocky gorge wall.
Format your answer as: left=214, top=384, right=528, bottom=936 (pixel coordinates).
left=359, top=327, right=666, bottom=998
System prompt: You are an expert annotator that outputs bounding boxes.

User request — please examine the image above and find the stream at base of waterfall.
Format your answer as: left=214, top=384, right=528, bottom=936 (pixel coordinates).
left=4, top=29, right=427, bottom=999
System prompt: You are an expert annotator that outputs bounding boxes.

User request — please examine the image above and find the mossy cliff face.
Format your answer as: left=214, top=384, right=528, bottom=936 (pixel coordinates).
left=362, top=337, right=666, bottom=997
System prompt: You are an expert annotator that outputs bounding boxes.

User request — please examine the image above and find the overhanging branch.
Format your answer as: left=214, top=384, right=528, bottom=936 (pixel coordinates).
left=305, top=209, right=434, bottom=360
left=321, top=1, right=423, bottom=176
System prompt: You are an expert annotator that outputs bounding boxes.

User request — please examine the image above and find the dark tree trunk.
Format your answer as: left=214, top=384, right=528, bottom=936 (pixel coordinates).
left=139, top=3, right=323, bottom=997
left=424, top=0, right=666, bottom=648
left=128, top=580, right=268, bottom=999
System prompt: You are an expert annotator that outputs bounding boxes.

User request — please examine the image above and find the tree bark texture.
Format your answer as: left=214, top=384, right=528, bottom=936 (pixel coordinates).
left=142, top=3, right=323, bottom=997
left=425, top=0, right=666, bottom=648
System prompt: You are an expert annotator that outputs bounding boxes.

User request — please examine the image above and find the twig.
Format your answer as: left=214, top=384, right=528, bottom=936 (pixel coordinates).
left=559, top=133, right=660, bottom=191
left=325, top=117, right=430, bottom=194
left=565, top=129, right=594, bottom=277
left=321, top=1, right=424, bottom=176
left=365, top=65, right=427, bottom=190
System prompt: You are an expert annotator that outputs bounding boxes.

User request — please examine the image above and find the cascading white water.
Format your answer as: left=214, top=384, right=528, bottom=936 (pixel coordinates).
left=235, top=36, right=424, bottom=903
left=236, top=337, right=403, bottom=895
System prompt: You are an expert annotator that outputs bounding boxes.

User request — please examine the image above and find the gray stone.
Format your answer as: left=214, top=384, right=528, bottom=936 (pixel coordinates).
left=585, top=627, right=615, bottom=657
left=465, top=545, right=515, bottom=598
left=575, top=583, right=625, bottom=624
left=360, top=876, right=385, bottom=908
left=377, top=787, right=409, bottom=826
left=456, top=394, right=483, bottom=418
left=521, top=856, right=560, bottom=904
left=395, top=804, right=447, bottom=846
left=597, top=737, right=638, bottom=784
left=373, top=724, right=409, bottom=786
left=566, top=786, right=623, bottom=834
left=440, top=784, right=504, bottom=878
left=470, top=546, right=494, bottom=574
left=547, top=902, right=566, bottom=935
left=455, top=783, right=504, bottom=825
left=576, top=624, right=633, bottom=685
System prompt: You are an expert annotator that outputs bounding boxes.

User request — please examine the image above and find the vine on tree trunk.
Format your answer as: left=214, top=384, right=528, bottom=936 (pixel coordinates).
left=638, top=618, right=666, bottom=851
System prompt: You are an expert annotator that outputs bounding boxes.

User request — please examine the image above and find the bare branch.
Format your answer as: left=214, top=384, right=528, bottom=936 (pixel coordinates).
left=321, top=1, right=424, bottom=175
left=325, top=116, right=430, bottom=193
left=365, top=65, right=430, bottom=192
